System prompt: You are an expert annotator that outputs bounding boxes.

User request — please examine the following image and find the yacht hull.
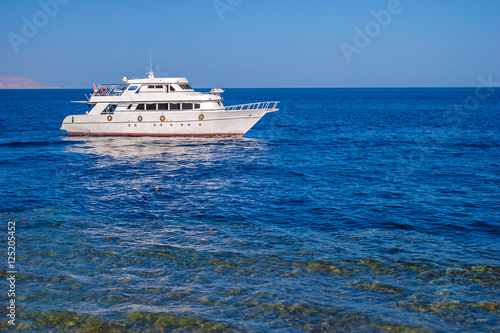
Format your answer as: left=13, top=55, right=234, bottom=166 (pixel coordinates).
left=61, top=109, right=271, bottom=137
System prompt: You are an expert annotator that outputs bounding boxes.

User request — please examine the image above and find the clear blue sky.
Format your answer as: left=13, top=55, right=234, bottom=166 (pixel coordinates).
left=1, top=0, right=499, bottom=88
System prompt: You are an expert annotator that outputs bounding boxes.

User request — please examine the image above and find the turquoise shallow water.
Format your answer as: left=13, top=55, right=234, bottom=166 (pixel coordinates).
left=0, top=88, right=499, bottom=332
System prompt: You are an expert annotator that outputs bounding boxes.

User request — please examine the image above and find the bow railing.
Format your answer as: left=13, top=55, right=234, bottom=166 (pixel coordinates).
left=224, top=101, right=279, bottom=112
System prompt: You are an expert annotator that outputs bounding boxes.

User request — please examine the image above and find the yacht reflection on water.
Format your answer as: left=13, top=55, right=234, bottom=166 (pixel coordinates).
left=62, top=136, right=268, bottom=162
left=61, top=136, right=270, bottom=208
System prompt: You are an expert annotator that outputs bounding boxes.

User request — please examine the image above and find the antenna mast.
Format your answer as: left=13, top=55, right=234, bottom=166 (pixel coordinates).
left=147, top=52, right=154, bottom=78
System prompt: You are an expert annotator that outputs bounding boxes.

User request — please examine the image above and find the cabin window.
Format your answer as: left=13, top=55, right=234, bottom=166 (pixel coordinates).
left=148, top=85, right=155, bottom=89
left=136, top=104, right=145, bottom=110
left=182, top=103, right=193, bottom=110
left=127, top=104, right=133, bottom=109
left=158, top=103, right=168, bottom=110
left=170, top=103, right=181, bottom=110
left=156, top=85, right=163, bottom=89
left=146, top=103, right=156, bottom=110
left=128, top=86, right=138, bottom=90
left=170, top=85, right=176, bottom=91
left=102, top=104, right=117, bottom=114
left=194, top=104, right=201, bottom=109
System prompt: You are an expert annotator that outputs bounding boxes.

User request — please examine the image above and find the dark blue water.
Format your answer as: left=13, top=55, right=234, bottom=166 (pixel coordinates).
left=1, top=88, right=499, bottom=332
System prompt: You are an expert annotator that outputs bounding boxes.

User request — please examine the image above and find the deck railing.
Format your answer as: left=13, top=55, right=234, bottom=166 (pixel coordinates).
left=224, top=101, right=280, bottom=111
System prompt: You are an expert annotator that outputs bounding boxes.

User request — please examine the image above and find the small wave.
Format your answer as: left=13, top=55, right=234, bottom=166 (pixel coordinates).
left=461, top=142, right=500, bottom=149
left=470, top=221, right=500, bottom=237
left=445, top=139, right=500, bottom=149
left=0, top=140, right=74, bottom=148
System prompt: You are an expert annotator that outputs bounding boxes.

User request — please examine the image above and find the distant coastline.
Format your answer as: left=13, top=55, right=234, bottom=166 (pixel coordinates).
left=0, top=76, right=56, bottom=89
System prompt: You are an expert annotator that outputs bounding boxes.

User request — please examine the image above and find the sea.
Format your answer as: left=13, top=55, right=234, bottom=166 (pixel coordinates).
left=0, top=88, right=499, bottom=332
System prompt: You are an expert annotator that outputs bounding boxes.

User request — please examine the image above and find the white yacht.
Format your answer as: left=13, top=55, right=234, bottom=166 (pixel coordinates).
left=61, top=71, right=279, bottom=137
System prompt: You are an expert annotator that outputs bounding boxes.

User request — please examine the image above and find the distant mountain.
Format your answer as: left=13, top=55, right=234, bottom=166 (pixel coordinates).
left=0, top=76, right=55, bottom=89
